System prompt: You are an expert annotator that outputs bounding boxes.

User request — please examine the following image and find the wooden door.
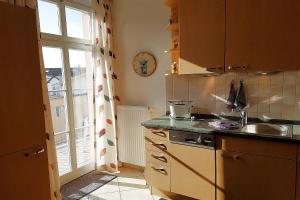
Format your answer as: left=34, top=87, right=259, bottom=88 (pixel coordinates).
left=216, top=150, right=296, bottom=200
left=226, top=0, right=300, bottom=72
left=0, top=3, right=45, bottom=156
left=0, top=145, right=51, bottom=200
left=170, top=143, right=215, bottom=200
left=179, top=0, right=225, bottom=73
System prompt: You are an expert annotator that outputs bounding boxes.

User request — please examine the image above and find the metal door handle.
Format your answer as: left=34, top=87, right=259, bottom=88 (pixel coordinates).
left=151, top=166, right=167, bottom=175
left=151, top=131, right=167, bottom=138
left=227, top=65, right=247, bottom=70
left=33, top=148, right=45, bottom=155
left=152, top=143, right=167, bottom=150
left=222, top=153, right=240, bottom=160
left=151, top=154, right=167, bottom=163
left=24, top=148, right=45, bottom=157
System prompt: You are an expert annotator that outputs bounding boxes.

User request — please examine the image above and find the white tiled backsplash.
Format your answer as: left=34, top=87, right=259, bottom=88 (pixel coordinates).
left=166, top=71, right=300, bottom=121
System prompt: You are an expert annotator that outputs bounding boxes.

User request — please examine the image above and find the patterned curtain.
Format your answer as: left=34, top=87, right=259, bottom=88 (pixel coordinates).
left=93, top=0, right=119, bottom=172
left=0, top=1, right=61, bottom=199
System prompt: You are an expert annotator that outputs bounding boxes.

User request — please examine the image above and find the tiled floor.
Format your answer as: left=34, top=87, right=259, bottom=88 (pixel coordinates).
left=81, top=167, right=166, bottom=200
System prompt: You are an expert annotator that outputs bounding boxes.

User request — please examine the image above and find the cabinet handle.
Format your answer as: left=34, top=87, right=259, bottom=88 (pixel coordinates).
left=24, top=148, right=45, bottom=157
left=151, top=131, right=167, bottom=138
left=151, top=166, right=167, bottom=175
left=152, top=143, right=167, bottom=151
left=151, top=154, right=167, bottom=163
left=207, top=66, right=223, bottom=73
left=227, top=65, right=247, bottom=71
left=203, top=138, right=214, bottom=144
left=222, top=153, right=240, bottom=160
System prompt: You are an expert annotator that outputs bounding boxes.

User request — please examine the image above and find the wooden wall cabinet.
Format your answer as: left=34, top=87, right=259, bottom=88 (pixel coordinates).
left=226, top=0, right=300, bottom=72
left=216, top=136, right=297, bottom=200
left=179, top=0, right=225, bottom=74
left=174, top=0, right=300, bottom=74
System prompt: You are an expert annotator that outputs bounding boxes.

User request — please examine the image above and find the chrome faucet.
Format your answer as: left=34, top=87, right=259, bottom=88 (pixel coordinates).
left=240, top=110, right=248, bottom=127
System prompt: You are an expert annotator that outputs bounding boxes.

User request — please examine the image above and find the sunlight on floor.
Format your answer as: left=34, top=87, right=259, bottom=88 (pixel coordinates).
left=81, top=167, right=166, bottom=200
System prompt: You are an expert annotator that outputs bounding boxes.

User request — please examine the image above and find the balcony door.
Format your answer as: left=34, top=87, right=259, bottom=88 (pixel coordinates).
left=38, top=0, right=95, bottom=184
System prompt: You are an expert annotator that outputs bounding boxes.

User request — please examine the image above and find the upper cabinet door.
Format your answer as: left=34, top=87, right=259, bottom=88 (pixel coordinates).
left=226, top=0, right=300, bottom=72
left=0, top=3, right=45, bottom=156
left=179, top=0, right=225, bottom=74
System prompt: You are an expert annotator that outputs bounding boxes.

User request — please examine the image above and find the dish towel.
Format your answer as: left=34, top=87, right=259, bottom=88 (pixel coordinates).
left=227, top=80, right=237, bottom=111
left=234, top=80, right=247, bottom=110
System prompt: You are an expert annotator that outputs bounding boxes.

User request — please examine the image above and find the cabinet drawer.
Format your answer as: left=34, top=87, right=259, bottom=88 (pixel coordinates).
left=146, top=164, right=170, bottom=191
left=146, top=150, right=170, bottom=167
left=145, top=128, right=169, bottom=141
left=217, top=136, right=297, bottom=160
left=145, top=137, right=169, bottom=152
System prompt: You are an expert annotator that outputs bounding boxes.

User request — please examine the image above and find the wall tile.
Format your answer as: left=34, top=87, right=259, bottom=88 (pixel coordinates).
left=270, top=72, right=284, bottom=85
left=172, top=75, right=189, bottom=100
left=284, top=71, right=297, bottom=85
left=168, top=71, right=300, bottom=120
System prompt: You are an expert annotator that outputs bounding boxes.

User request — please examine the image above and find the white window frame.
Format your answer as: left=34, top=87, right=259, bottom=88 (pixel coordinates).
left=39, top=0, right=96, bottom=184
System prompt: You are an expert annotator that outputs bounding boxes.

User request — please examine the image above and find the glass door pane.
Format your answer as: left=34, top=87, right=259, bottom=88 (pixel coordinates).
left=69, top=49, right=94, bottom=168
left=42, top=47, right=72, bottom=175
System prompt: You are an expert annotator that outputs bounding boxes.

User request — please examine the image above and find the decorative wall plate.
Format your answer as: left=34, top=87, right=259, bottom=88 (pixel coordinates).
left=132, top=52, right=157, bottom=77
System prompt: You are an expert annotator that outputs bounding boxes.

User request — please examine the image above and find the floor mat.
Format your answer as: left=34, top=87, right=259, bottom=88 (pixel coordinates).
left=61, top=171, right=117, bottom=200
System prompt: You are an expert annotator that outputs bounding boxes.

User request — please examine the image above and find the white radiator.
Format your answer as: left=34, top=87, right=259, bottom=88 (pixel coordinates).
left=117, top=105, right=150, bottom=167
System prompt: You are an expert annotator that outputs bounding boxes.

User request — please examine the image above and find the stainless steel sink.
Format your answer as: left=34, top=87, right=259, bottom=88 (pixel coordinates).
left=192, top=120, right=293, bottom=138
left=239, top=123, right=292, bottom=137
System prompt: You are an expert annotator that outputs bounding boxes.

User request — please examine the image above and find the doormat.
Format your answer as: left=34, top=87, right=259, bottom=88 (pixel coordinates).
left=61, top=171, right=117, bottom=200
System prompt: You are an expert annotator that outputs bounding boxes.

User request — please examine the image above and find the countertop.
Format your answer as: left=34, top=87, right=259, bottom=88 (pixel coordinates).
left=141, top=116, right=300, bottom=144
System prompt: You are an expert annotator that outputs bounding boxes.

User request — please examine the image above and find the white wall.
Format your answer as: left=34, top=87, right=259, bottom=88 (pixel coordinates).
left=113, top=0, right=170, bottom=117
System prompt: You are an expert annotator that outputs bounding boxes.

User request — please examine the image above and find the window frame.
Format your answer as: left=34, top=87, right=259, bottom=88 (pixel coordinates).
left=38, top=0, right=96, bottom=181
left=39, top=0, right=94, bottom=46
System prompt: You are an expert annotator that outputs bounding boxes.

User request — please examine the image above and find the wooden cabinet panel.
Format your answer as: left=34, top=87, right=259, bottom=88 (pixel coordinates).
left=0, top=3, right=45, bottom=156
left=226, top=0, right=300, bottom=72
left=296, top=145, right=300, bottom=200
left=179, top=0, right=225, bottom=73
left=0, top=145, right=51, bottom=200
left=216, top=150, right=296, bottom=200
left=170, top=143, right=215, bottom=200
left=217, top=136, right=297, bottom=160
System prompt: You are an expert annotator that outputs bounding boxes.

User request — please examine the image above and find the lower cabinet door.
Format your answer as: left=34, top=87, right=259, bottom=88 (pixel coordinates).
left=146, top=164, right=170, bottom=191
left=0, top=145, right=51, bottom=200
left=170, top=143, right=215, bottom=200
left=216, top=150, right=296, bottom=200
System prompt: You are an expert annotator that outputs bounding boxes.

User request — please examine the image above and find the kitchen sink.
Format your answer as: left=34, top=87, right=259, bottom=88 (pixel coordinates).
left=239, top=123, right=292, bottom=137
left=192, top=120, right=293, bottom=138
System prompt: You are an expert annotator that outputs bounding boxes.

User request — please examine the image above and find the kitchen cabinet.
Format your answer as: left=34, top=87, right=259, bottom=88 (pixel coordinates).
left=174, top=0, right=300, bottom=74
left=226, top=0, right=300, bottom=72
left=296, top=145, right=300, bottom=200
left=0, top=3, right=51, bottom=200
left=216, top=136, right=297, bottom=200
left=145, top=129, right=171, bottom=192
left=179, top=0, right=225, bottom=74
left=169, top=143, right=215, bottom=200
left=0, top=145, right=51, bottom=200
left=0, top=2, right=45, bottom=156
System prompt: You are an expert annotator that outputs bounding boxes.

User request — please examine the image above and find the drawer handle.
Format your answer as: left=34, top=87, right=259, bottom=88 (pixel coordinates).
left=151, top=166, right=167, bottom=175
left=152, top=143, right=167, bottom=151
left=222, top=154, right=240, bottom=160
left=151, top=131, right=167, bottom=138
left=151, top=154, right=167, bottom=163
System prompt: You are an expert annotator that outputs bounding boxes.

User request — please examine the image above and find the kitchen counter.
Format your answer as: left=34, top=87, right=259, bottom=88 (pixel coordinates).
left=142, top=116, right=300, bottom=144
